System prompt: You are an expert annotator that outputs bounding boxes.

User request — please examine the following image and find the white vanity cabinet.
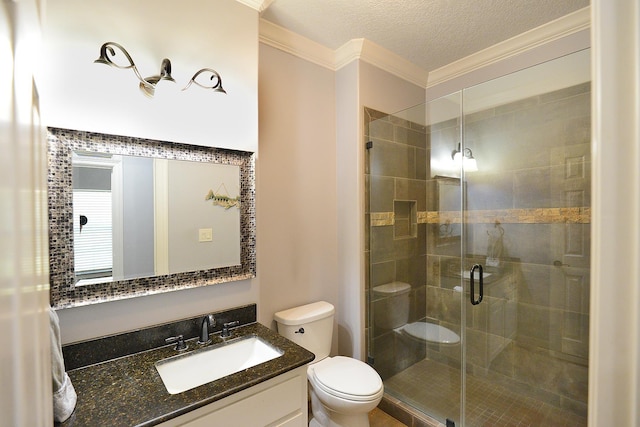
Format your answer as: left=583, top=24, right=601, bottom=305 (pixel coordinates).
left=157, top=366, right=308, bottom=427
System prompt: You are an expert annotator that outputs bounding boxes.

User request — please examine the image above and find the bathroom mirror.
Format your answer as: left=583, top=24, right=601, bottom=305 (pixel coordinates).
left=48, top=128, right=256, bottom=308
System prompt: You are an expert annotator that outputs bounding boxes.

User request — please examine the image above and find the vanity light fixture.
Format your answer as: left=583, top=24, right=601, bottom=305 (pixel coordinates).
left=94, top=42, right=226, bottom=98
left=451, top=143, right=478, bottom=172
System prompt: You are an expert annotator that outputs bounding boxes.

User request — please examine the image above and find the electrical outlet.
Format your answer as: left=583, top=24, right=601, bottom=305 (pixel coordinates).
left=198, top=228, right=213, bottom=242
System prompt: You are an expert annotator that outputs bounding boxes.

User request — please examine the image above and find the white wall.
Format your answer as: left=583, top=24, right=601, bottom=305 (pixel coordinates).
left=1, top=0, right=53, bottom=424
left=256, top=44, right=339, bottom=354
left=58, top=277, right=258, bottom=344
left=53, top=0, right=262, bottom=344
left=40, top=0, right=258, bottom=152
left=589, top=0, right=640, bottom=424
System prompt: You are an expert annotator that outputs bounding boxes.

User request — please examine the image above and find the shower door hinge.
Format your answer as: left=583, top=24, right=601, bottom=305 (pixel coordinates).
left=365, top=141, right=373, bottom=149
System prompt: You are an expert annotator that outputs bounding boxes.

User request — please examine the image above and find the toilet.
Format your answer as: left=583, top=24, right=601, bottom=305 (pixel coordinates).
left=275, top=301, right=383, bottom=427
left=373, top=281, right=460, bottom=345
left=372, top=282, right=411, bottom=329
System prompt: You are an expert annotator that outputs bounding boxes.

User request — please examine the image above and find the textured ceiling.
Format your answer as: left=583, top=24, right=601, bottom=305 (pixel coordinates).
left=261, top=0, right=590, bottom=72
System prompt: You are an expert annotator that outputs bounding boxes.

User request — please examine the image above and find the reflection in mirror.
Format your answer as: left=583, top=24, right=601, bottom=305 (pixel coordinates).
left=48, top=128, right=255, bottom=308
left=435, top=176, right=462, bottom=247
left=72, top=152, right=241, bottom=285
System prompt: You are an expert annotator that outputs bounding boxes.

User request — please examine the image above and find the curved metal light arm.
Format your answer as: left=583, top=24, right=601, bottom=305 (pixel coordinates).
left=96, top=42, right=226, bottom=96
left=95, top=42, right=154, bottom=92
left=182, top=68, right=226, bottom=93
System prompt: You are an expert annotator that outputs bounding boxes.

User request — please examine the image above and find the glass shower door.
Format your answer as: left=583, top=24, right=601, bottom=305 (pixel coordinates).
left=460, top=49, right=590, bottom=426
left=366, top=92, right=466, bottom=425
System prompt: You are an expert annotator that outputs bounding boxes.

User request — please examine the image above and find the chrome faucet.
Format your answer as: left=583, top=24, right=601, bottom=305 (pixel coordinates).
left=221, top=320, right=239, bottom=338
left=198, top=314, right=215, bottom=345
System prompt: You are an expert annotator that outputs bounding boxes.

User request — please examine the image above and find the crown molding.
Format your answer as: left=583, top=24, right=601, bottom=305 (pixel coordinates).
left=427, top=6, right=591, bottom=88
left=259, top=19, right=335, bottom=70
left=355, top=39, right=429, bottom=87
left=259, top=6, right=590, bottom=89
left=234, top=0, right=270, bottom=12
left=334, top=38, right=365, bottom=70
left=260, top=22, right=429, bottom=87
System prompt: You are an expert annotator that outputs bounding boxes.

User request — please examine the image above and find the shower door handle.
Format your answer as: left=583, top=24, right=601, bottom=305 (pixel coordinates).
left=470, top=264, right=483, bottom=305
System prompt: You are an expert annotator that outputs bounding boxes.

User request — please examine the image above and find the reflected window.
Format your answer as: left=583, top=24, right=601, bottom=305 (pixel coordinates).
left=73, top=190, right=112, bottom=279
left=72, top=153, right=119, bottom=282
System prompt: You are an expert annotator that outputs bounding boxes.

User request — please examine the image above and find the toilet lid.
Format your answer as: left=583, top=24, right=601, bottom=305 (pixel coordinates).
left=402, top=322, right=460, bottom=344
left=373, top=281, right=411, bottom=296
left=311, top=356, right=382, bottom=401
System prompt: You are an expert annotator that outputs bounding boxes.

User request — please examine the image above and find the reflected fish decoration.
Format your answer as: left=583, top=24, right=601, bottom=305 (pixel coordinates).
left=205, top=183, right=240, bottom=210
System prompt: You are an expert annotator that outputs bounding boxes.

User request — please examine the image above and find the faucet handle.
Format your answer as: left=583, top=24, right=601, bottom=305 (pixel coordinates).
left=221, top=320, right=240, bottom=338
left=166, top=335, right=188, bottom=351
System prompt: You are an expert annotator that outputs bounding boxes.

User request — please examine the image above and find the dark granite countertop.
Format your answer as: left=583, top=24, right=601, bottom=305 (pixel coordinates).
left=58, top=322, right=314, bottom=427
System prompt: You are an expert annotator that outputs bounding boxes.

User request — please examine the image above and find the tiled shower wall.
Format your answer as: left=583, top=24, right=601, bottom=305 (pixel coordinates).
left=365, top=82, right=590, bottom=416
left=365, top=107, right=430, bottom=379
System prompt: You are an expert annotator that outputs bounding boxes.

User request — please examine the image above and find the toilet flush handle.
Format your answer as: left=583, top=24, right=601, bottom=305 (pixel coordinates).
left=295, top=328, right=305, bottom=334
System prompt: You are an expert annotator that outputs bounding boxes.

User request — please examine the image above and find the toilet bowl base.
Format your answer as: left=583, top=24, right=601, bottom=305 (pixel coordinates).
left=309, top=389, right=373, bottom=427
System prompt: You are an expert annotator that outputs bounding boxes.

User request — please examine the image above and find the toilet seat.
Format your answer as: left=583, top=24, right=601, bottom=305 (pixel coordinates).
left=309, top=356, right=383, bottom=402
left=400, top=322, right=460, bottom=344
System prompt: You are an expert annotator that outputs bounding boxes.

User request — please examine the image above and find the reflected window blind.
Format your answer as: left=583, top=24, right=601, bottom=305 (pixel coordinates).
left=73, top=190, right=112, bottom=274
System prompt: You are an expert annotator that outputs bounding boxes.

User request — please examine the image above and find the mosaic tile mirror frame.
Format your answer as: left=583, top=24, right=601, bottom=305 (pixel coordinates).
left=48, top=128, right=256, bottom=308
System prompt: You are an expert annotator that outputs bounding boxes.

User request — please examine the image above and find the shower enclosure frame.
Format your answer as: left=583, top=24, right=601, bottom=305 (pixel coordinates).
left=366, top=48, right=591, bottom=426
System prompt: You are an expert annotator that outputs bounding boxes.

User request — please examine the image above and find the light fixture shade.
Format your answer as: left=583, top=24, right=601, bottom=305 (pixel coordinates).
left=138, top=82, right=156, bottom=98
left=463, top=156, right=478, bottom=172
left=452, top=143, right=478, bottom=172
left=158, top=58, right=175, bottom=82
left=453, top=151, right=462, bottom=163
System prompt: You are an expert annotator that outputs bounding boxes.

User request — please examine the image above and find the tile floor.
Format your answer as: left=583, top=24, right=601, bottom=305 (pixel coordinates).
left=369, top=407, right=408, bottom=427
left=384, top=359, right=587, bottom=427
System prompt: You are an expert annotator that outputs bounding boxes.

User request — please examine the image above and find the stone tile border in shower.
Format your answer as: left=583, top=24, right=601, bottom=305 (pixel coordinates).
left=371, top=207, right=591, bottom=227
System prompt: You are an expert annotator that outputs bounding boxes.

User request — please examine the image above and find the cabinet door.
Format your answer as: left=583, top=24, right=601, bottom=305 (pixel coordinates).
left=166, top=371, right=307, bottom=427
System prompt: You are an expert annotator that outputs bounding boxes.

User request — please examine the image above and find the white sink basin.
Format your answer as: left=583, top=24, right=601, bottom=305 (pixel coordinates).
left=155, top=334, right=284, bottom=394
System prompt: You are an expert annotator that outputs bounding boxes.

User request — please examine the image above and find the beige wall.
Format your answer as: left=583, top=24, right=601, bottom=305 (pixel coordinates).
left=256, top=44, right=339, bottom=354
left=336, top=60, right=426, bottom=359
left=335, top=61, right=362, bottom=358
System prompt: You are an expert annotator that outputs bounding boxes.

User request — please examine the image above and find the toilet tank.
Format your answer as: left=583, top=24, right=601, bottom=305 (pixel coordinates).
left=373, top=281, right=411, bottom=329
left=274, top=301, right=335, bottom=361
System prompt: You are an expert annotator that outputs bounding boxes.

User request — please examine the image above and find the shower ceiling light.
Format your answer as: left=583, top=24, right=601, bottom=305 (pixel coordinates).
left=94, top=42, right=226, bottom=98
left=451, top=143, right=478, bottom=172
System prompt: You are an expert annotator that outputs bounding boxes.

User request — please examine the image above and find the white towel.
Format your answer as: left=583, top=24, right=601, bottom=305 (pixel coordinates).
left=50, top=307, right=77, bottom=422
